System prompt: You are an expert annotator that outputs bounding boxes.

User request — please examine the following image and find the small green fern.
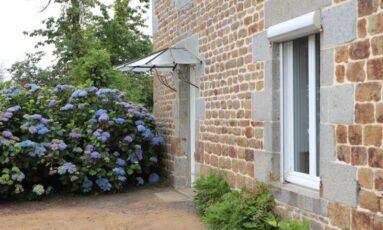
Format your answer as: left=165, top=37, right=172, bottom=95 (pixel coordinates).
left=193, top=173, right=231, bottom=216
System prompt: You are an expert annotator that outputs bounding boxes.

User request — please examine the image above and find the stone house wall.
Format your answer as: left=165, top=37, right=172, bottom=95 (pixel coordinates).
left=152, top=0, right=383, bottom=229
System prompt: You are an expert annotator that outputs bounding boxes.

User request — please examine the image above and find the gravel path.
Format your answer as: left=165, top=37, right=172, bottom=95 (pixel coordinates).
left=0, top=186, right=206, bottom=230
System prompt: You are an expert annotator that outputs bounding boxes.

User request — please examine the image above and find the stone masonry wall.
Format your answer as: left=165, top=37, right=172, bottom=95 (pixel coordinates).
left=153, top=0, right=383, bottom=229
left=153, top=0, right=266, bottom=190
left=329, top=0, right=383, bottom=229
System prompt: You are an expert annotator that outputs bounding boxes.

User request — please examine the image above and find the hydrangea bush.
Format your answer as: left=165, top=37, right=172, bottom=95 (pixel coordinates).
left=0, top=84, right=163, bottom=200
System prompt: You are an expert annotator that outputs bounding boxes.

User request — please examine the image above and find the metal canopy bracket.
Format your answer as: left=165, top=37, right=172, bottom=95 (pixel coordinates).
left=114, top=48, right=202, bottom=92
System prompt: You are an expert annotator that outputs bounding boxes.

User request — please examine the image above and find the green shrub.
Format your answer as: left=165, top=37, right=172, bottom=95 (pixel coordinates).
left=194, top=173, right=312, bottom=230
left=193, top=173, right=230, bottom=215
left=278, top=219, right=310, bottom=230
left=202, top=187, right=276, bottom=230
left=267, top=216, right=310, bottom=230
left=0, top=83, right=163, bottom=200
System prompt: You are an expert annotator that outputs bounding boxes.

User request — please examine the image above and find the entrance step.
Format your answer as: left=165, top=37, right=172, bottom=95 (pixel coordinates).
left=154, top=190, right=192, bottom=203
left=176, top=188, right=195, bottom=199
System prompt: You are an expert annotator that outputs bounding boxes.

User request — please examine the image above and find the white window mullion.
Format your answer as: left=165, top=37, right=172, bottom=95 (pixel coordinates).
left=308, top=35, right=317, bottom=178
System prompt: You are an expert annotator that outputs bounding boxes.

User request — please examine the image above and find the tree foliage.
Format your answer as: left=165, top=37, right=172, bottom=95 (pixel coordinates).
left=9, top=52, right=57, bottom=86
left=9, top=0, right=153, bottom=108
left=95, top=0, right=152, bottom=66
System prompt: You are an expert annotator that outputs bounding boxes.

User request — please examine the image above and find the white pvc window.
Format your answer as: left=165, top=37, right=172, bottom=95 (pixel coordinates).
left=280, top=34, right=320, bottom=190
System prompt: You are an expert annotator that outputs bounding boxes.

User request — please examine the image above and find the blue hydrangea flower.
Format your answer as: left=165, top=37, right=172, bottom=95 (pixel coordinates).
left=41, top=118, right=49, bottom=125
left=31, top=143, right=47, bottom=157
left=123, top=136, right=133, bottom=143
left=53, top=84, right=73, bottom=93
left=25, top=84, right=39, bottom=91
left=136, top=125, right=145, bottom=132
left=69, top=132, right=82, bottom=139
left=28, top=126, right=38, bottom=134
left=90, top=151, right=101, bottom=159
left=11, top=171, right=25, bottom=182
left=85, top=86, right=98, bottom=93
left=7, top=105, right=21, bottom=112
left=96, top=88, right=118, bottom=98
left=87, top=118, right=97, bottom=125
left=0, top=87, right=21, bottom=97
left=20, top=140, right=36, bottom=148
left=49, top=140, right=67, bottom=151
left=143, top=129, right=153, bottom=139
left=112, top=167, right=125, bottom=176
left=151, top=136, right=165, bottom=146
left=31, top=114, right=42, bottom=121
left=95, top=109, right=107, bottom=116
left=93, top=129, right=101, bottom=137
left=96, top=178, right=112, bottom=191
left=136, top=145, right=143, bottom=161
left=85, top=144, right=94, bottom=152
left=58, top=162, right=77, bottom=175
left=148, top=173, right=160, bottom=184
left=113, top=151, right=120, bottom=157
left=71, top=90, right=88, bottom=98
left=37, top=127, right=49, bottom=135
left=58, top=143, right=67, bottom=150
left=60, top=103, right=74, bottom=111
left=78, top=90, right=88, bottom=97
left=118, top=176, right=127, bottom=182
left=101, top=132, right=110, bottom=143
left=36, top=124, right=45, bottom=130
left=2, top=131, right=13, bottom=139
left=135, top=120, right=145, bottom=126
left=3, top=112, right=13, bottom=119
left=48, top=99, right=56, bottom=108
left=71, top=90, right=80, bottom=98
left=116, top=158, right=126, bottom=167
left=98, top=113, right=109, bottom=122
left=115, top=118, right=125, bottom=124
left=82, top=180, right=93, bottom=193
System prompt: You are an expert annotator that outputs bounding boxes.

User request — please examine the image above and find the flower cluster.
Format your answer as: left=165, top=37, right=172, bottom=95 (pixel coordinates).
left=21, top=114, right=50, bottom=135
left=0, top=84, right=163, bottom=200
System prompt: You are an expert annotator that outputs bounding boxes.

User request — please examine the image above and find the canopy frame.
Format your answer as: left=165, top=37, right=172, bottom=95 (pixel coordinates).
left=115, top=48, right=202, bottom=92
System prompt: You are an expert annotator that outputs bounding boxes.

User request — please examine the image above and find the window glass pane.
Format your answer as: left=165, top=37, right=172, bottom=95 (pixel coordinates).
left=292, top=37, right=309, bottom=174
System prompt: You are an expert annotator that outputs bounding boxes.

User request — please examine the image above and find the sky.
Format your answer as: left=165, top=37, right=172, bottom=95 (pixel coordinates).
left=0, top=0, right=152, bottom=80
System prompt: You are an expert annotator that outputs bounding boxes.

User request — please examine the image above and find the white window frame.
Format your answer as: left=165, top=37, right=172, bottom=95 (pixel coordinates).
left=189, top=66, right=198, bottom=184
left=279, top=35, right=319, bottom=190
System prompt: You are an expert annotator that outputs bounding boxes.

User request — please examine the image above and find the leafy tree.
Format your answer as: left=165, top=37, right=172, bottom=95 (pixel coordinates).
left=26, top=0, right=104, bottom=78
left=69, top=48, right=114, bottom=87
left=10, top=0, right=154, bottom=108
left=8, top=52, right=57, bottom=86
left=95, top=0, right=152, bottom=66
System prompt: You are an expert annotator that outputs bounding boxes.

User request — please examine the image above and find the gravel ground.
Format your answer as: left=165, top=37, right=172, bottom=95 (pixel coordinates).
left=0, top=186, right=206, bottom=230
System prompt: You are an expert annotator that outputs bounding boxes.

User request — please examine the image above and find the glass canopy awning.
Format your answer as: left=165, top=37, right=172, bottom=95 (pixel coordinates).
left=115, top=48, right=202, bottom=73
